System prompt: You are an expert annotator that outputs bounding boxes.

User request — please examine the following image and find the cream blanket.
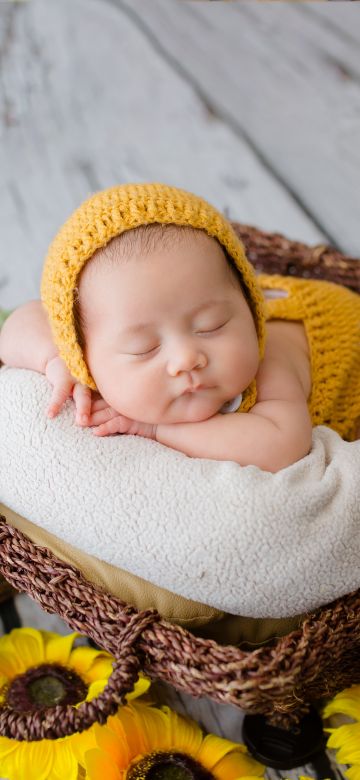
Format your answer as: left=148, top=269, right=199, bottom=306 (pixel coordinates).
left=1, top=366, right=360, bottom=618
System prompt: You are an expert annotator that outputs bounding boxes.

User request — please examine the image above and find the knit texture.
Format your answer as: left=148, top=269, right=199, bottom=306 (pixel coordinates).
left=41, top=183, right=267, bottom=413
left=259, top=273, right=360, bottom=442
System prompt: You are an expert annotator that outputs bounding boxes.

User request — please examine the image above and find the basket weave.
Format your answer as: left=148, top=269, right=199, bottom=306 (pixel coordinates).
left=0, top=223, right=359, bottom=742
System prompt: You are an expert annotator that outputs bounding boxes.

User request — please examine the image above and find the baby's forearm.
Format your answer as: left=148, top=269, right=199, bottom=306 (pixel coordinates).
left=156, top=408, right=312, bottom=473
left=0, top=300, right=58, bottom=374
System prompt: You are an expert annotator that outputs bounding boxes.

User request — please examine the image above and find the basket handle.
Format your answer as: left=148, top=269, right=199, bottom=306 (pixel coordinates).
left=0, top=608, right=159, bottom=741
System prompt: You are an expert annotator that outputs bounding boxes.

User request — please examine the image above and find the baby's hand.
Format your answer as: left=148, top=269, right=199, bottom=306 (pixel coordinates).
left=45, top=355, right=92, bottom=425
left=89, top=397, right=157, bottom=440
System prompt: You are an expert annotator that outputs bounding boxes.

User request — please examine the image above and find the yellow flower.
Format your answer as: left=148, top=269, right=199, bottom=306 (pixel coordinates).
left=322, top=685, right=360, bottom=780
left=0, top=627, right=150, bottom=780
left=323, top=685, right=360, bottom=722
left=84, top=701, right=265, bottom=780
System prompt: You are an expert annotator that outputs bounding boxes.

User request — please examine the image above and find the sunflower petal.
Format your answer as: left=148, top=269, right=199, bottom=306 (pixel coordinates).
left=0, top=650, right=25, bottom=678
left=197, top=733, right=247, bottom=770
left=69, top=646, right=112, bottom=676
left=323, top=686, right=360, bottom=722
left=6, top=628, right=45, bottom=671
left=66, top=723, right=98, bottom=765
left=12, top=739, right=54, bottom=780
left=108, top=705, right=148, bottom=757
left=85, top=747, right=122, bottom=780
left=345, top=765, right=360, bottom=780
left=85, top=678, right=109, bottom=702
left=0, top=735, right=20, bottom=761
left=93, top=722, right=130, bottom=768
left=50, top=739, right=80, bottom=780
left=128, top=703, right=172, bottom=753
left=211, top=748, right=265, bottom=779
left=163, top=705, right=203, bottom=755
left=126, top=674, right=151, bottom=701
left=44, top=632, right=79, bottom=665
left=326, top=722, right=360, bottom=764
left=84, top=656, right=114, bottom=682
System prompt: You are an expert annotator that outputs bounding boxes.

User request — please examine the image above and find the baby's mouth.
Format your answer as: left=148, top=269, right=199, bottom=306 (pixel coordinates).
left=182, top=385, right=211, bottom=395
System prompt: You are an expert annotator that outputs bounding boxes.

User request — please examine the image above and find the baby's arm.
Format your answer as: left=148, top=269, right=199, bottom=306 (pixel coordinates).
left=156, top=398, right=312, bottom=472
left=156, top=354, right=312, bottom=472
left=0, top=300, right=58, bottom=373
left=87, top=356, right=312, bottom=472
left=0, top=300, right=91, bottom=423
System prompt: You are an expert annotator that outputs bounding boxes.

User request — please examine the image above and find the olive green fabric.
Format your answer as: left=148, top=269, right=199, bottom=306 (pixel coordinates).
left=1, top=504, right=305, bottom=645
left=0, top=309, right=12, bottom=329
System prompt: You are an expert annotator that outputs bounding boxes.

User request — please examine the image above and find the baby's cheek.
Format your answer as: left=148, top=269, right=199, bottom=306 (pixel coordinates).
left=110, top=372, right=163, bottom=420
left=223, top=340, right=258, bottom=388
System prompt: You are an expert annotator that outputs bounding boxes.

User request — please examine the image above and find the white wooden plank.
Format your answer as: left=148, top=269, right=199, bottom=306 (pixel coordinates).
left=300, top=2, right=360, bottom=45
left=118, top=0, right=360, bottom=255
left=236, top=3, right=360, bottom=79
left=0, top=0, right=356, bottom=758
left=14, top=593, right=71, bottom=635
left=0, top=0, right=326, bottom=309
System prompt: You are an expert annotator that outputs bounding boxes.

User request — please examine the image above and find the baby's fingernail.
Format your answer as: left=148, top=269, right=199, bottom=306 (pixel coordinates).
left=81, top=414, right=88, bottom=424
left=47, top=409, right=54, bottom=419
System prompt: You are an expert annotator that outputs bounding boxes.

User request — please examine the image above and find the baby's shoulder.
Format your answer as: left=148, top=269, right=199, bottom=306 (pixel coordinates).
left=256, top=320, right=312, bottom=403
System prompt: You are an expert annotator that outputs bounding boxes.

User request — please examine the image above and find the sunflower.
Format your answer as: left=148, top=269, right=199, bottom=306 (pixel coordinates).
left=83, top=701, right=265, bottom=780
left=322, top=685, right=360, bottom=780
left=0, top=627, right=150, bottom=780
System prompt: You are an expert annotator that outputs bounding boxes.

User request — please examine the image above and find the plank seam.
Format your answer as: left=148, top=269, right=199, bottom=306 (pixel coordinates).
left=102, top=0, right=340, bottom=248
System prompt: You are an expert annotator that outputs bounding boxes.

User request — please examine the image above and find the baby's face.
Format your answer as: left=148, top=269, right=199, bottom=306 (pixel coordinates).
left=80, top=232, right=260, bottom=425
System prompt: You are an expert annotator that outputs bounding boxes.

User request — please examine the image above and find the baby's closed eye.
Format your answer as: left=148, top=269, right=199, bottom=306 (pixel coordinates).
left=130, top=321, right=229, bottom=358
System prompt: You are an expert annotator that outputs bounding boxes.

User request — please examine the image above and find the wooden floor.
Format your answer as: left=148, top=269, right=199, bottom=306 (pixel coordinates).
left=0, top=1, right=359, bottom=777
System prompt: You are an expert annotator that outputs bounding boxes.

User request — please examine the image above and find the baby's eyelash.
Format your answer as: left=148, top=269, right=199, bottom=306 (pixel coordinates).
left=132, top=322, right=227, bottom=357
left=135, top=346, right=159, bottom=357
left=198, top=323, right=226, bottom=335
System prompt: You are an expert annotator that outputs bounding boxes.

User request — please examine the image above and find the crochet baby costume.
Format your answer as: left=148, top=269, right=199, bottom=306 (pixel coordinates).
left=258, top=273, right=360, bottom=442
left=41, top=183, right=360, bottom=441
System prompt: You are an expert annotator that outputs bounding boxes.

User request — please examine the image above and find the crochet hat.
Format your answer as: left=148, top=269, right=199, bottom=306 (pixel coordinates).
left=41, top=183, right=266, bottom=411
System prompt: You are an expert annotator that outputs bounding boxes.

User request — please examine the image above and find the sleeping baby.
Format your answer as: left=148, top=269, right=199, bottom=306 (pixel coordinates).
left=1, top=183, right=359, bottom=472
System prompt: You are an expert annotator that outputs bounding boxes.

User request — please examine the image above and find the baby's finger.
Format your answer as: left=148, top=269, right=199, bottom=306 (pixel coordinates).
left=92, top=416, right=126, bottom=436
left=88, top=406, right=119, bottom=427
left=73, top=383, right=92, bottom=426
left=90, top=397, right=110, bottom=413
left=47, top=382, right=73, bottom=418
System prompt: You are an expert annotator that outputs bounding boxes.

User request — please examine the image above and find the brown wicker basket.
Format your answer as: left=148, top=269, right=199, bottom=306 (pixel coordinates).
left=0, top=223, right=359, bottom=743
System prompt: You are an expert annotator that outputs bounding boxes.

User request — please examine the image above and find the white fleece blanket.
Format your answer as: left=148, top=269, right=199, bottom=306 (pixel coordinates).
left=1, top=366, right=360, bottom=618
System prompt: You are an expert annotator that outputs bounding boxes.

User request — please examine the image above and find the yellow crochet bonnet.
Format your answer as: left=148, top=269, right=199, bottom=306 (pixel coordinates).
left=41, top=183, right=266, bottom=410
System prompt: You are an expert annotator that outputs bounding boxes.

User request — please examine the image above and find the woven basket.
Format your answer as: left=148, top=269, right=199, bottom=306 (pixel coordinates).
left=0, top=223, right=359, bottom=742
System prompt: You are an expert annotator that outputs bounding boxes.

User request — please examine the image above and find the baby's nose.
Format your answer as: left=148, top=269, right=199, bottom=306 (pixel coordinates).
left=167, top=345, right=207, bottom=376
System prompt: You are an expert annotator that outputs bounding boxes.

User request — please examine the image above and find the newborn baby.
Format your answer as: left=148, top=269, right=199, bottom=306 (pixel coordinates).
left=1, top=183, right=359, bottom=472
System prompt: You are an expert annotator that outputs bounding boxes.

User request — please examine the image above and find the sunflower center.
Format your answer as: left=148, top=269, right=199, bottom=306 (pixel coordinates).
left=5, top=663, right=88, bottom=711
left=127, top=751, right=216, bottom=780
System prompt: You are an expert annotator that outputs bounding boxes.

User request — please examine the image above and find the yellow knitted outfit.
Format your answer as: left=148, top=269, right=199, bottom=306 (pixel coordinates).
left=41, top=183, right=360, bottom=442
left=257, top=273, right=360, bottom=442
